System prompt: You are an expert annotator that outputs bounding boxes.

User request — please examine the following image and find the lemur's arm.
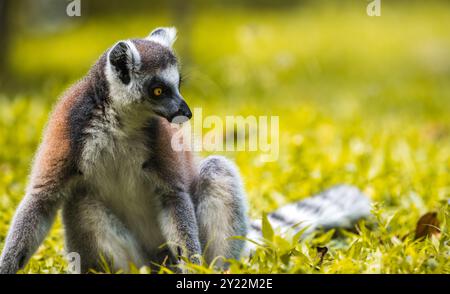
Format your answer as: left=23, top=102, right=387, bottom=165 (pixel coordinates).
left=145, top=119, right=202, bottom=266
left=0, top=94, right=76, bottom=274
left=158, top=191, right=202, bottom=265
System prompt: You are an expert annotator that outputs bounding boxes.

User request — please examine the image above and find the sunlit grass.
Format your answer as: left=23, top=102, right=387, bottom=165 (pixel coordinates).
left=0, top=2, right=449, bottom=273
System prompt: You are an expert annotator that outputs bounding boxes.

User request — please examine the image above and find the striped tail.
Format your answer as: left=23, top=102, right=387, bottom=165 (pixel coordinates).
left=245, top=185, right=371, bottom=253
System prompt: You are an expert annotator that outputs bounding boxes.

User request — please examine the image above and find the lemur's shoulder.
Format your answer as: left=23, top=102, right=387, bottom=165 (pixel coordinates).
left=30, top=78, right=94, bottom=191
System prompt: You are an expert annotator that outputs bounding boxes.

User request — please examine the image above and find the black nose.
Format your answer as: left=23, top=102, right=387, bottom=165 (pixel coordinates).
left=178, top=100, right=192, bottom=119
left=169, top=100, right=192, bottom=122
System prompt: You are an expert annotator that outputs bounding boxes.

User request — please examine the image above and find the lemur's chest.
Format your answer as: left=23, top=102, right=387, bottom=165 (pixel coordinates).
left=80, top=127, right=151, bottom=193
left=79, top=125, right=165, bottom=247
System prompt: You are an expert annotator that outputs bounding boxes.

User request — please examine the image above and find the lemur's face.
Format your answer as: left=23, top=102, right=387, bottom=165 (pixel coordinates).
left=105, top=27, right=192, bottom=122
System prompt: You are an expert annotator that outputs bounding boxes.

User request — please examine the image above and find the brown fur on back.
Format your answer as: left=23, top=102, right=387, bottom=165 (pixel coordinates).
left=30, top=80, right=88, bottom=195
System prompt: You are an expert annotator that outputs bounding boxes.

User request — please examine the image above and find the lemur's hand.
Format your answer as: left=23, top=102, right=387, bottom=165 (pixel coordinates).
left=0, top=216, right=33, bottom=274
left=0, top=248, right=23, bottom=274
left=175, top=251, right=202, bottom=274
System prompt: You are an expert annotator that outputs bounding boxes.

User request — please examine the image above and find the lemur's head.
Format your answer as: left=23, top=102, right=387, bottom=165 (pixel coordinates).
left=105, top=27, right=191, bottom=122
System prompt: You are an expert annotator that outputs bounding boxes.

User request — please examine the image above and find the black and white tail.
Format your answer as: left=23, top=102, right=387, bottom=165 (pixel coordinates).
left=245, top=185, right=371, bottom=252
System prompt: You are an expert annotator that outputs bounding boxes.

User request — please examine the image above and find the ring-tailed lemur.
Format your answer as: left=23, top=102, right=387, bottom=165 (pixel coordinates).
left=0, top=27, right=370, bottom=274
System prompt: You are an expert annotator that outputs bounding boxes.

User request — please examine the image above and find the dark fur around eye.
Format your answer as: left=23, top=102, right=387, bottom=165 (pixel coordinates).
left=144, top=77, right=176, bottom=100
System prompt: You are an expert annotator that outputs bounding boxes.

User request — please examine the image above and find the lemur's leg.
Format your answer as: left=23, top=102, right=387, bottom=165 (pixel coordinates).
left=63, top=192, right=146, bottom=273
left=193, top=156, right=248, bottom=266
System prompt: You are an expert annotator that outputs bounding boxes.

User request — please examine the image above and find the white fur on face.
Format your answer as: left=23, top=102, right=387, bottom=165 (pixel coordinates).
left=157, top=64, right=180, bottom=90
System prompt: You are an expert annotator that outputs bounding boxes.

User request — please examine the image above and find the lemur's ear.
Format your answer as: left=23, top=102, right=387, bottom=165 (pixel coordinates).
left=146, top=27, right=177, bottom=48
left=108, top=41, right=139, bottom=85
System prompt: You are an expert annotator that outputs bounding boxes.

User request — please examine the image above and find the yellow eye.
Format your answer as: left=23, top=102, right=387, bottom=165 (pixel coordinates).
left=153, top=87, right=163, bottom=96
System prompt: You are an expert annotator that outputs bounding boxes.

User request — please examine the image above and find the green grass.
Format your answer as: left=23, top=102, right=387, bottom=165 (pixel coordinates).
left=0, top=1, right=449, bottom=273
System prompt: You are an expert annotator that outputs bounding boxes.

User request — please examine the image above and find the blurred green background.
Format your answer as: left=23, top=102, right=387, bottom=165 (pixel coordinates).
left=0, top=0, right=449, bottom=273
